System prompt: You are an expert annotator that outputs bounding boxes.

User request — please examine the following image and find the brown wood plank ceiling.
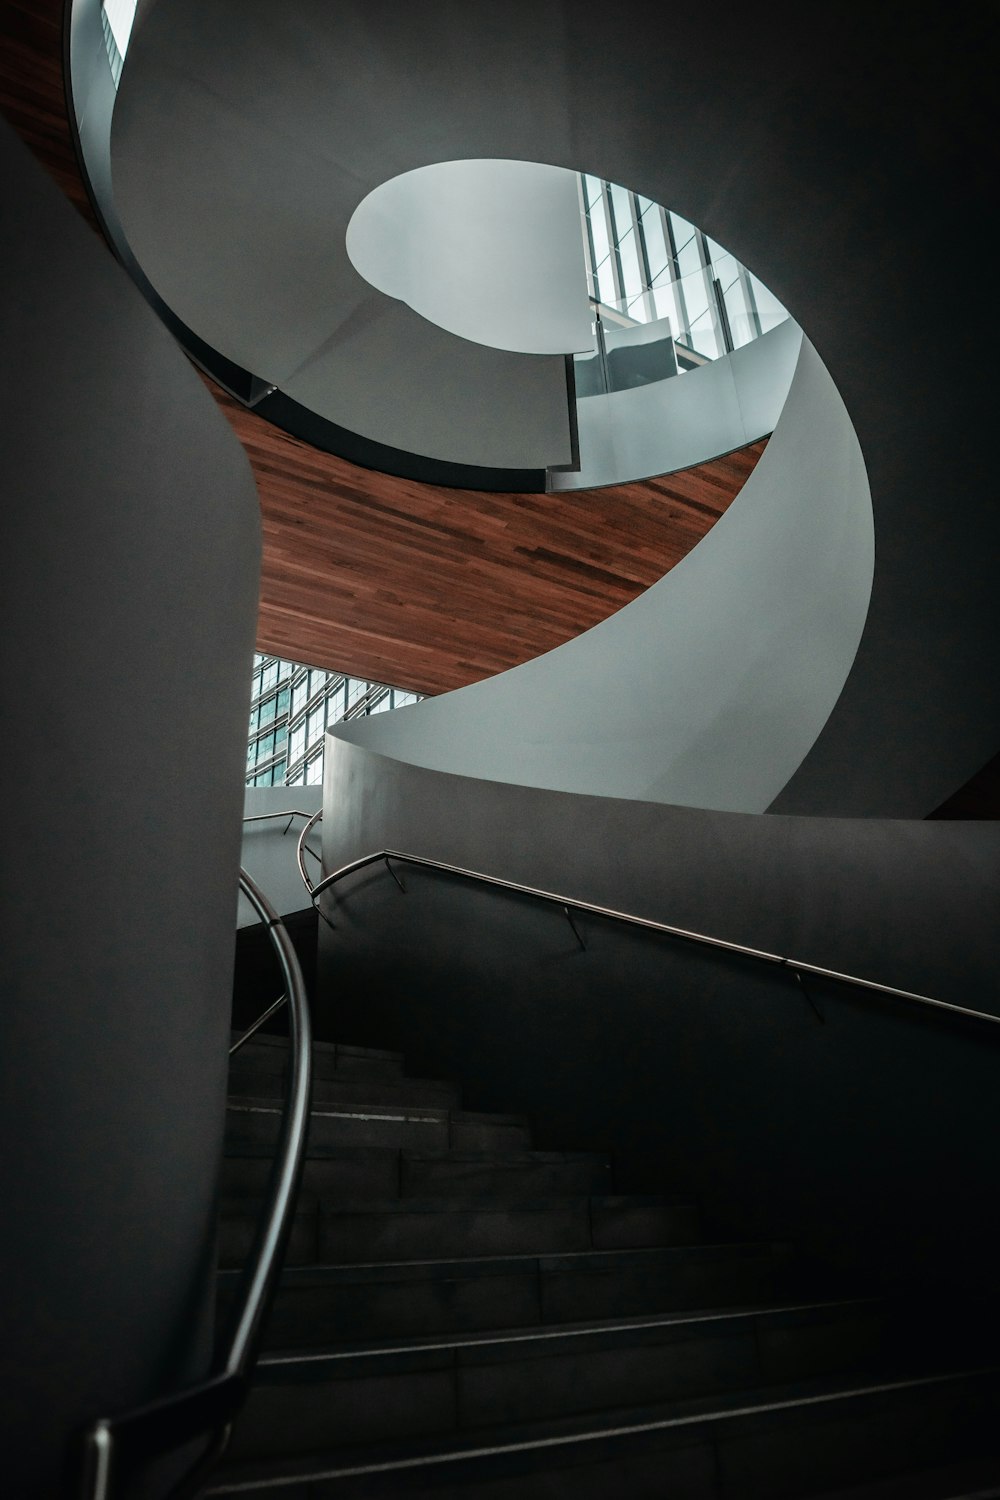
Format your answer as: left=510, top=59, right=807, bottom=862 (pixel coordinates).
left=1, top=0, right=767, bottom=696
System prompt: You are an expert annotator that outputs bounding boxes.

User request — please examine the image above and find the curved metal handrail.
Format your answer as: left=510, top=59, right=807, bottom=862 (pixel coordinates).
left=228, top=808, right=323, bottom=1052
left=80, top=868, right=312, bottom=1500
left=306, top=825, right=999, bottom=1032
left=296, top=806, right=324, bottom=895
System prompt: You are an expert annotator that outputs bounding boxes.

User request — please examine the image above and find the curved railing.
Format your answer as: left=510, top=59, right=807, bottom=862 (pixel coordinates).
left=79, top=866, right=312, bottom=1500
left=299, top=811, right=999, bottom=1032
left=229, top=809, right=323, bottom=1053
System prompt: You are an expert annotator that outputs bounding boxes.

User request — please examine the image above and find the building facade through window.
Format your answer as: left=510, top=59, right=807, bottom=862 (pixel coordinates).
left=246, top=654, right=422, bottom=788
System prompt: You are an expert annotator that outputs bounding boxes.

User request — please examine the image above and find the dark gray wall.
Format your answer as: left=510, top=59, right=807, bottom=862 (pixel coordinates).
left=108, top=0, right=1000, bottom=815
left=319, top=741, right=1000, bottom=1294
left=0, top=124, right=260, bottom=1496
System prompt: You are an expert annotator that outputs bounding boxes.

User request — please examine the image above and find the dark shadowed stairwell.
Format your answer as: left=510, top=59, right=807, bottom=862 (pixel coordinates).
left=205, top=1027, right=1000, bottom=1499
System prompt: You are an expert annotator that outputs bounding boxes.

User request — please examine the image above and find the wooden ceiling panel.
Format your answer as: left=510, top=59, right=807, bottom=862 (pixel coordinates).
left=217, top=381, right=766, bottom=692
left=1, top=2, right=767, bottom=697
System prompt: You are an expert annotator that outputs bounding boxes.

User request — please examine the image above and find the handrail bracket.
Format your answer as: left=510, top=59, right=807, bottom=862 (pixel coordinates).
left=564, top=904, right=586, bottom=951
left=790, top=964, right=825, bottom=1025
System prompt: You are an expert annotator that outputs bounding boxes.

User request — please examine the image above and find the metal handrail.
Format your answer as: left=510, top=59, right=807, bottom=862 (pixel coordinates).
left=242, top=807, right=321, bottom=833
left=296, top=806, right=324, bottom=894
left=305, top=824, right=999, bottom=1032
left=227, top=809, right=323, bottom=1051
left=80, top=868, right=312, bottom=1500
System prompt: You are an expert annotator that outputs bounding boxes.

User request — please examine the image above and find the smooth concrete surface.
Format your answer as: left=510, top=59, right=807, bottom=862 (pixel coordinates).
left=551, top=316, right=799, bottom=491
left=318, top=740, right=1000, bottom=1293
left=334, top=333, right=873, bottom=813
left=107, top=0, right=1000, bottom=814
left=109, top=3, right=575, bottom=473
left=239, top=786, right=322, bottom=928
left=347, top=159, right=592, bottom=356
left=0, top=121, right=260, bottom=1496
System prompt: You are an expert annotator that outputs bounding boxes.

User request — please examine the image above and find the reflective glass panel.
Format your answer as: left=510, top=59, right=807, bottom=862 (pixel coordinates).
left=617, top=228, right=644, bottom=302
left=594, top=256, right=617, bottom=307
left=640, top=211, right=670, bottom=284
left=749, top=272, right=788, bottom=331
left=583, top=174, right=603, bottom=210
left=608, top=182, right=633, bottom=240
left=588, top=205, right=611, bottom=270
left=329, top=681, right=347, bottom=720
left=670, top=214, right=701, bottom=278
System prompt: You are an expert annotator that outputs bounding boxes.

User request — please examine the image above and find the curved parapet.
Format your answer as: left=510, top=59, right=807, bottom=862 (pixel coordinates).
left=318, top=738, right=1000, bottom=1291
left=553, top=317, right=800, bottom=492
left=334, top=329, right=874, bottom=813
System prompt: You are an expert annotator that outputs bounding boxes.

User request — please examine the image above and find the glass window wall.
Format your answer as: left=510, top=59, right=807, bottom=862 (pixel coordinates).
left=246, top=654, right=422, bottom=792
left=576, top=173, right=786, bottom=391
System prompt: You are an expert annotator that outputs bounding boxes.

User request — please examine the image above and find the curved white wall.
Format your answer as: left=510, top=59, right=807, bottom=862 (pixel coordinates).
left=334, top=333, right=874, bottom=812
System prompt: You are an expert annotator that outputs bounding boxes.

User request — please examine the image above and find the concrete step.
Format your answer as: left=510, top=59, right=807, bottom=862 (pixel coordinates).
left=229, top=1033, right=405, bottom=1082
left=225, top=1102, right=532, bottom=1154
left=402, top=1149, right=613, bottom=1201
left=449, top=1113, right=533, bottom=1152
left=217, top=1241, right=801, bottom=1349
left=204, top=1363, right=1000, bottom=1499
left=218, top=1194, right=702, bottom=1269
left=228, top=1066, right=462, bottom=1111
left=226, top=1298, right=887, bottom=1463
left=221, top=1147, right=613, bottom=1205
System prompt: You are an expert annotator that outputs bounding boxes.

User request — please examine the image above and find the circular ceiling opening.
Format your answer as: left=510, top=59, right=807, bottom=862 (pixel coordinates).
left=346, top=158, right=595, bottom=357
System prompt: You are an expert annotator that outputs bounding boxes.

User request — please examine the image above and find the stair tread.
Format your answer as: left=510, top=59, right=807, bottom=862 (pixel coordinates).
left=228, top=1099, right=447, bottom=1118
left=227, top=1101, right=529, bottom=1128
left=223, top=1145, right=608, bottom=1165
left=218, top=1238, right=795, bottom=1286
left=221, top=1192, right=692, bottom=1215
left=228, top=1072, right=458, bottom=1092
left=252, top=1294, right=883, bottom=1370
left=209, top=1360, right=1000, bottom=1487
left=231, top=1033, right=404, bottom=1063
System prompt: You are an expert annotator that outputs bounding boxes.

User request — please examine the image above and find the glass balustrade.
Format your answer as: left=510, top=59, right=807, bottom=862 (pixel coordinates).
left=576, top=176, right=790, bottom=398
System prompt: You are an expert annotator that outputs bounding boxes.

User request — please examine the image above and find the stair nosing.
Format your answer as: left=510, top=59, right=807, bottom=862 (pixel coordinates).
left=223, top=1145, right=609, bottom=1164
left=217, top=1237, right=794, bottom=1282
left=221, top=1192, right=694, bottom=1215
left=205, top=1362, right=1000, bottom=1492
left=256, top=1293, right=882, bottom=1368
